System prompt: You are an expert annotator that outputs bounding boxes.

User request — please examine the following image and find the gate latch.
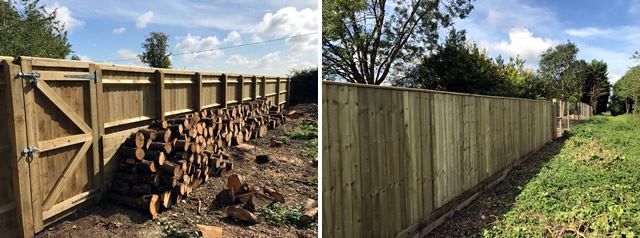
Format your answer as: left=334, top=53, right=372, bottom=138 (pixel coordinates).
left=21, top=146, right=40, bottom=157
left=18, top=72, right=41, bottom=85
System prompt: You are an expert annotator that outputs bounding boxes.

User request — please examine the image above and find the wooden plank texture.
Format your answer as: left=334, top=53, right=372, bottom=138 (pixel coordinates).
left=322, top=81, right=561, bottom=238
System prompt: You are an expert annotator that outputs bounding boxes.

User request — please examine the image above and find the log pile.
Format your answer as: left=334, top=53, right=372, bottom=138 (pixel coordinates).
left=110, top=99, right=287, bottom=218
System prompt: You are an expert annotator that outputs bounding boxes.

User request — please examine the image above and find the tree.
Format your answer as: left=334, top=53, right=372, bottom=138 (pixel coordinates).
left=615, top=65, right=640, bottom=114
left=0, top=0, right=72, bottom=58
left=322, top=0, right=473, bottom=84
left=580, top=60, right=610, bottom=114
left=289, top=68, right=318, bottom=105
left=139, top=32, right=171, bottom=68
left=538, top=42, right=585, bottom=102
left=70, top=55, right=81, bottom=60
left=395, top=29, right=516, bottom=96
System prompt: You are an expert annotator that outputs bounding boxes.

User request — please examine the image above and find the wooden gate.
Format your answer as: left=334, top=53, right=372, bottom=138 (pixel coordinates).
left=18, top=58, right=102, bottom=232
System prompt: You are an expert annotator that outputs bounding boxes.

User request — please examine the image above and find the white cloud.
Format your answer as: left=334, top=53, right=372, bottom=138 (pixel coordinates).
left=252, top=7, right=318, bottom=52
left=116, top=49, right=143, bottom=66
left=223, top=31, right=242, bottom=45
left=136, top=11, right=154, bottom=29
left=44, top=2, right=84, bottom=32
left=112, top=27, right=126, bottom=34
left=226, top=54, right=251, bottom=65
left=225, top=52, right=281, bottom=69
left=489, top=27, right=558, bottom=66
left=78, top=55, right=91, bottom=61
left=565, top=27, right=605, bottom=37
left=175, top=33, right=224, bottom=65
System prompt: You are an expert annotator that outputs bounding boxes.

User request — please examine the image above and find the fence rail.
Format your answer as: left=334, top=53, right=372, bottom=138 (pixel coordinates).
left=0, top=56, right=290, bottom=237
left=322, top=81, right=557, bottom=237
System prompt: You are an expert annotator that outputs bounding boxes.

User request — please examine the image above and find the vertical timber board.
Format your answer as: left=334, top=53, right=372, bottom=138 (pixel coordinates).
left=19, top=58, right=44, bottom=231
left=356, top=86, right=371, bottom=237
left=348, top=86, right=361, bottom=237
left=156, top=70, right=165, bottom=120
left=195, top=73, right=203, bottom=111
left=422, top=92, right=434, bottom=217
left=321, top=83, right=332, bottom=237
left=326, top=84, right=342, bottom=237
left=88, top=64, right=102, bottom=197
left=4, top=59, right=34, bottom=238
left=381, top=88, right=392, bottom=236
left=369, top=88, right=381, bottom=236
left=336, top=85, right=352, bottom=238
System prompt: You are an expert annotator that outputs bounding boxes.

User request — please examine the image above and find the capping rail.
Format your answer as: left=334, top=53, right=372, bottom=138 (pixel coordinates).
left=0, top=56, right=290, bottom=237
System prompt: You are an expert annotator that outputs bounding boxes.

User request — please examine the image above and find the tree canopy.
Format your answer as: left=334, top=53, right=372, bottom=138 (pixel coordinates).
left=0, top=0, right=72, bottom=58
left=139, top=32, right=172, bottom=68
left=537, top=42, right=586, bottom=101
left=322, top=0, right=473, bottom=84
left=614, top=65, right=640, bottom=114
left=581, top=60, right=611, bottom=114
left=395, top=29, right=548, bottom=98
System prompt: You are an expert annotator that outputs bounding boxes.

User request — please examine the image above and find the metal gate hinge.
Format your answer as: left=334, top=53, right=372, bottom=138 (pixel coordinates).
left=18, top=72, right=41, bottom=85
left=21, top=146, right=40, bottom=157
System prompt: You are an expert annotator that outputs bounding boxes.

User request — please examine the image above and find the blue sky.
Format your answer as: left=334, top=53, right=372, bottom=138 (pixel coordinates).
left=454, top=0, right=640, bottom=84
left=40, top=0, right=318, bottom=76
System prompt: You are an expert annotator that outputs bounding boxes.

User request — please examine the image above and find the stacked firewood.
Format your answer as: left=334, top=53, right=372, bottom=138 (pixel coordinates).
left=110, top=99, right=287, bottom=218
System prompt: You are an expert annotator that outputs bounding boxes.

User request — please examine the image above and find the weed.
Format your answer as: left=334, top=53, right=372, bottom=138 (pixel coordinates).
left=263, top=203, right=317, bottom=230
left=285, top=121, right=318, bottom=140
left=158, top=218, right=198, bottom=238
left=483, top=115, right=640, bottom=237
left=302, top=139, right=318, bottom=159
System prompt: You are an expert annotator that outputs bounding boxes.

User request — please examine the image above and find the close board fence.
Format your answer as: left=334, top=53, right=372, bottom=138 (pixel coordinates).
left=0, top=56, right=290, bottom=237
left=322, top=81, right=557, bottom=237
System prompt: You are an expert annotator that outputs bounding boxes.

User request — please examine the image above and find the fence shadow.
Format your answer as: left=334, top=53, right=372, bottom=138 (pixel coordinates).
left=426, top=136, right=569, bottom=237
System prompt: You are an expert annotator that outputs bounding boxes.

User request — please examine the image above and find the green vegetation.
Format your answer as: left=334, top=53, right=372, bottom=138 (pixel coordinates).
left=302, top=139, right=318, bottom=159
left=0, top=0, right=72, bottom=58
left=263, top=203, right=316, bottom=230
left=612, top=66, right=640, bottom=115
left=139, top=32, right=172, bottom=68
left=158, top=217, right=198, bottom=238
left=283, top=121, right=318, bottom=159
left=484, top=115, right=640, bottom=237
left=285, top=121, right=318, bottom=140
left=322, top=0, right=473, bottom=84
left=289, top=68, right=318, bottom=105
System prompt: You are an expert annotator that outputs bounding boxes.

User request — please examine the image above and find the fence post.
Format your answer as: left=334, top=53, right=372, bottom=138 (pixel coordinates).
left=4, top=59, right=35, bottom=238
left=286, top=77, right=291, bottom=107
left=88, top=64, right=104, bottom=200
left=195, top=72, right=203, bottom=111
left=276, top=77, right=281, bottom=111
left=156, top=70, right=165, bottom=120
left=261, top=76, right=266, bottom=99
left=222, top=74, right=228, bottom=108
left=252, top=76, right=257, bottom=100
left=239, top=75, right=244, bottom=104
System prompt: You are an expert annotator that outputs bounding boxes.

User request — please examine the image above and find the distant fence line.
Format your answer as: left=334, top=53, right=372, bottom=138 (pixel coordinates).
left=322, top=81, right=561, bottom=237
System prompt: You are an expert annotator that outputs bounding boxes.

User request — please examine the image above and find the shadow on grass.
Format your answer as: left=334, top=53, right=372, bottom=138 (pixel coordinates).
left=427, top=136, right=569, bottom=237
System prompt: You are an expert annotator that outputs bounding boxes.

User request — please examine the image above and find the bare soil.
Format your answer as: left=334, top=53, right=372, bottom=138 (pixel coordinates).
left=35, top=104, right=319, bottom=238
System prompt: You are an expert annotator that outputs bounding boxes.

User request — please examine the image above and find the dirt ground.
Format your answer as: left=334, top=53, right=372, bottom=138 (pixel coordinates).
left=35, top=103, right=319, bottom=238
left=426, top=138, right=566, bottom=237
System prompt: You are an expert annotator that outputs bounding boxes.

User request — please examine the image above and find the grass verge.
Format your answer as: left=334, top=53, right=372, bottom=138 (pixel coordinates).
left=484, top=115, right=640, bottom=237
